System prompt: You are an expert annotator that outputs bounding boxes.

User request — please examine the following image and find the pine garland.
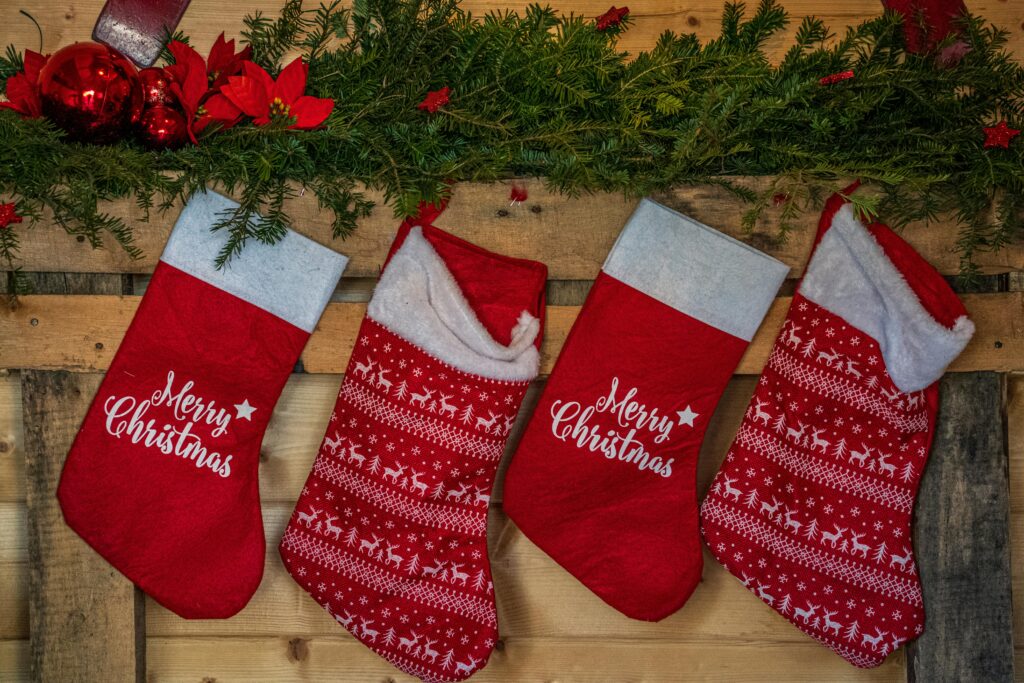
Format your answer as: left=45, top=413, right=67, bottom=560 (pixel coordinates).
left=1, top=0, right=1022, bottom=291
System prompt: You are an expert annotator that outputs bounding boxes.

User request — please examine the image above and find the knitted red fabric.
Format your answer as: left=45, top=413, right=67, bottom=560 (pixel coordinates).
left=701, top=193, right=973, bottom=667
left=280, top=222, right=546, bottom=682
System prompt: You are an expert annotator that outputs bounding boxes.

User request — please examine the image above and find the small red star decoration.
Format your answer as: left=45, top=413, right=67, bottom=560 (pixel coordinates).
left=418, top=86, right=451, bottom=114
left=0, top=202, right=22, bottom=229
left=596, top=6, right=629, bottom=31
left=819, top=70, right=855, bottom=86
left=982, top=120, right=1020, bottom=149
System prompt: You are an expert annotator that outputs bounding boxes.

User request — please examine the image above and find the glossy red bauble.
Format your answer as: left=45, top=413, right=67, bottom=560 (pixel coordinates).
left=38, top=42, right=143, bottom=143
left=137, top=104, right=189, bottom=150
left=139, top=67, right=177, bottom=108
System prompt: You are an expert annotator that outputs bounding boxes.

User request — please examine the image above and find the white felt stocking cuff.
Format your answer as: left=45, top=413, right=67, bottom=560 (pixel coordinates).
left=367, top=227, right=541, bottom=382
left=603, top=199, right=790, bottom=341
left=800, top=205, right=974, bottom=393
left=161, top=190, right=348, bottom=333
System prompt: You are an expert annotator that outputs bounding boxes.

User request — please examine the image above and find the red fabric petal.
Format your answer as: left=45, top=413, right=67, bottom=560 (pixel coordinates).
left=195, top=93, right=242, bottom=133
left=207, top=36, right=251, bottom=88
left=273, top=58, right=308, bottom=105
left=164, top=61, right=187, bottom=85
left=182, top=61, right=209, bottom=110
left=168, top=41, right=203, bottom=73
left=207, top=33, right=232, bottom=73
left=241, top=61, right=275, bottom=99
left=221, top=74, right=269, bottom=118
left=23, top=50, right=48, bottom=84
left=168, top=82, right=194, bottom=121
left=205, top=92, right=242, bottom=119
left=288, top=96, right=334, bottom=129
left=166, top=41, right=209, bottom=109
left=3, top=73, right=41, bottom=117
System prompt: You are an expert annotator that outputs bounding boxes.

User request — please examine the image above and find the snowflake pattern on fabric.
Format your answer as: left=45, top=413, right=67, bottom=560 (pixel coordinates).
left=701, top=294, right=932, bottom=668
left=281, top=318, right=529, bottom=682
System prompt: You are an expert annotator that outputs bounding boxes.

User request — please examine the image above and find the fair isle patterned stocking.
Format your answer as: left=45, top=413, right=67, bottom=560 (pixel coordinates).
left=280, top=224, right=546, bottom=682
left=700, top=191, right=974, bottom=667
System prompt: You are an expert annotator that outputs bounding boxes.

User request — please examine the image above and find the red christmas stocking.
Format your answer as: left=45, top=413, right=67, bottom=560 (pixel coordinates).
left=503, top=199, right=789, bottom=620
left=700, top=192, right=974, bottom=666
left=57, top=190, right=347, bottom=618
left=279, top=222, right=546, bottom=681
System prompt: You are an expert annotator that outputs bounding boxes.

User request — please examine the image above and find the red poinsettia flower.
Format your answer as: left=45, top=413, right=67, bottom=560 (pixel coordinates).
left=206, top=33, right=252, bottom=89
left=165, top=40, right=243, bottom=142
left=0, top=202, right=22, bottom=229
left=0, top=50, right=49, bottom=118
left=418, top=86, right=450, bottom=114
left=596, top=6, right=630, bottom=31
left=220, top=58, right=334, bottom=129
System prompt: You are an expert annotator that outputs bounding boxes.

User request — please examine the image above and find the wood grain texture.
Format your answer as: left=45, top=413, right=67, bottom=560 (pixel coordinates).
left=21, top=371, right=143, bottom=683
left=6, top=181, right=1024, bottom=278
left=906, top=373, right=1014, bottom=682
left=0, top=640, right=29, bottom=683
left=0, top=374, right=23, bottom=503
left=0, top=292, right=1021, bottom=374
left=143, top=636, right=906, bottom=682
left=0, top=502, right=28, bottom=640
left=1008, top=373, right=1024, bottom=674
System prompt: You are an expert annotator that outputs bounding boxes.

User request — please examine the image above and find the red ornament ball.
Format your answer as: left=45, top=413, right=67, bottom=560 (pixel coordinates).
left=38, top=42, right=143, bottom=144
left=137, top=105, right=189, bottom=150
left=139, top=67, right=177, bottom=108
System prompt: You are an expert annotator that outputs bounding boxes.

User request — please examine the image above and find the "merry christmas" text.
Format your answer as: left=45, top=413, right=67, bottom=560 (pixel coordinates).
left=102, top=370, right=235, bottom=478
left=548, top=377, right=680, bottom=478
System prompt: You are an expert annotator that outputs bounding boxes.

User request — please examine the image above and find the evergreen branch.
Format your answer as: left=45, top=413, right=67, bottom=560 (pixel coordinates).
left=0, top=0, right=1020, bottom=290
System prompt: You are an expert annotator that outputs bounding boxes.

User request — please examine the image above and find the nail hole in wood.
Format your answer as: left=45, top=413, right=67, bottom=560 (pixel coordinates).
left=531, top=205, right=542, bottom=214
left=95, top=342, right=104, bottom=350
left=76, top=235, right=86, bottom=242
left=30, top=318, right=38, bottom=326
left=496, top=209, right=509, bottom=217
left=994, top=340, right=1003, bottom=348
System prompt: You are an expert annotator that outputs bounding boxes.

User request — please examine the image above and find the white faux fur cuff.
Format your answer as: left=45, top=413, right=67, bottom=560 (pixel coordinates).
left=161, top=190, right=348, bottom=333
left=800, top=205, right=974, bottom=393
left=603, top=199, right=789, bottom=342
left=367, top=227, right=541, bottom=382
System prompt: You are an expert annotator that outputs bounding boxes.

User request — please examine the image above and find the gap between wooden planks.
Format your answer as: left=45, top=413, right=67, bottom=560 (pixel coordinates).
left=0, top=292, right=1020, bottom=374
left=8, top=181, right=1024, bottom=278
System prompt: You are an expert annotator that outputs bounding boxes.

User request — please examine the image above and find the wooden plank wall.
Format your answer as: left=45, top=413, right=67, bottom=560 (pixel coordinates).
left=1, top=1, right=1023, bottom=681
